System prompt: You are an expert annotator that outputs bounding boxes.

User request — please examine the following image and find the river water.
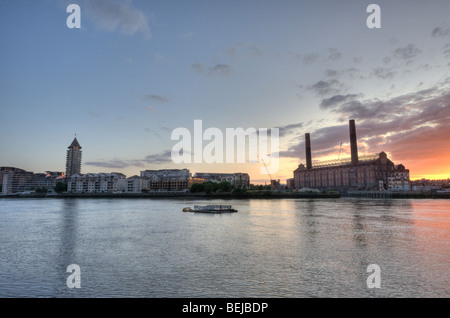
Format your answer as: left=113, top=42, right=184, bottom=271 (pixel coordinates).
left=0, top=197, right=448, bottom=298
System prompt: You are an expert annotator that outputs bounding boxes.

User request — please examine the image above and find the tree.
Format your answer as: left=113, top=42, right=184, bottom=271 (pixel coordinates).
left=54, top=182, right=68, bottom=193
left=218, top=180, right=232, bottom=192
left=190, top=183, right=205, bottom=193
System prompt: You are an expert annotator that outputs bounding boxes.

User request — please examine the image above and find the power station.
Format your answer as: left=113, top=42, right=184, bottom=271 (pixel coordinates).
left=292, top=120, right=410, bottom=191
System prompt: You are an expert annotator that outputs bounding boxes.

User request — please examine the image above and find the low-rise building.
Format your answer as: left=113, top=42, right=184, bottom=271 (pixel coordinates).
left=67, top=172, right=127, bottom=193
left=193, top=172, right=250, bottom=188
left=1, top=167, right=64, bottom=194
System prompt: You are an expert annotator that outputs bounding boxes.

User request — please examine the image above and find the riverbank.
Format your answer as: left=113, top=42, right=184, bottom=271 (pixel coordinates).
left=1, top=190, right=450, bottom=199
left=0, top=191, right=340, bottom=199
left=345, top=191, right=450, bottom=199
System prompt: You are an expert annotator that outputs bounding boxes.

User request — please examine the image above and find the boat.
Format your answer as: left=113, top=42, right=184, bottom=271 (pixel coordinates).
left=182, top=205, right=238, bottom=213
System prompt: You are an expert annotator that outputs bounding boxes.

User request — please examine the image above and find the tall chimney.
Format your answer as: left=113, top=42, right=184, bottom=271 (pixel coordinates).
left=349, top=119, right=358, bottom=164
left=305, top=133, right=312, bottom=169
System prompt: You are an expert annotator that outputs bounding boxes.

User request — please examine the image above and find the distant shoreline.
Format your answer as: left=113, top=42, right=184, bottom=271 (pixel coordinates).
left=0, top=191, right=339, bottom=199
left=1, top=191, right=449, bottom=199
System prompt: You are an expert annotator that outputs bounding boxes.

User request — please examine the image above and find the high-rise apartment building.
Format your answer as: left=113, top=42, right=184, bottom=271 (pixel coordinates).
left=66, top=137, right=82, bottom=178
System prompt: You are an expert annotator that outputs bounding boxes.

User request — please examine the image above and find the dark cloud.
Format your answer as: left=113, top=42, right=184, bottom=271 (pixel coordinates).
left=143, top=150, right=173, bottom=164
left=85, top=150, right=174, bottom=169
left=280, top=123, right=351, bottom=160
left=432, top=26, right=450, bottom=37
left=444, top=44, right=450, bottom=58
left=212, top=64, right=233, bottom=76
left=307, top=79, right=345, bottom=96
left=372, top=67, right=396, bottom=79
left=277, top=122, right=304, bottom=138
left=190, top=63, right=233, bottom=76
left=85, top=159, right=132, bottom=169
left=325, top=69, right=338, bottom=77
left=320, top=94, right=358, bottom=109
left=393, top=44, right=421, bottom=60
left=328, top=48, right=342, bottom=61
left=142, top=94, right=170, bottom=104
left=281, top=82, right=450, bottom=164
left=302, top=53, right=319, bottom=65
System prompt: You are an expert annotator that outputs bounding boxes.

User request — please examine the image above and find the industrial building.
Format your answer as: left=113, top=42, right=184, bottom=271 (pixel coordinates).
left=293, top=120, right=410, bottom=191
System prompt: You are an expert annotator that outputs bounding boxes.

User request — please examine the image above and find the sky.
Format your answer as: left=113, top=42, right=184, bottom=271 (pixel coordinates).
left=1, top=0, right=449, bottom=183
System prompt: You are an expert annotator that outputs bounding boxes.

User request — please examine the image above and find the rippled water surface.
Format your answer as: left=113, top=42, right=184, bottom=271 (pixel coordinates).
left=0, top=198, right=449, bottom=297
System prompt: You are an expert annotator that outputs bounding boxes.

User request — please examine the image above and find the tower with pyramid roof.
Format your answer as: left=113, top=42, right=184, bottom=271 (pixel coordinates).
left=65, top=136, right=82, bottom=178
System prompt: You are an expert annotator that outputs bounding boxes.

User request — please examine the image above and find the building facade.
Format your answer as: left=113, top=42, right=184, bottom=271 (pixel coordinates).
left=66, top=137, right=82, bottom=178
left=67, top=173, right=127, bottom=193
left=193, top=172, right=250, bottom=188
left=293, top=152, right=409, bottom=191
left=138, top=169, right=191, bottom=191
left=292, top=120, right=410, bottom=191
left=1, top=167, right=65, bottom=195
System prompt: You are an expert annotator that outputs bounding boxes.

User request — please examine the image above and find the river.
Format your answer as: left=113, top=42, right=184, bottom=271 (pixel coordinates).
left=0, top=197, right=448, bottom=297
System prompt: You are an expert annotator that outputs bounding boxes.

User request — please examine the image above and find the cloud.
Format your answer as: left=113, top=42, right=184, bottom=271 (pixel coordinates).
left=212, top=64, right=233, bottom=76
left=226, top=43, right=263, bottom=57
left=302, top=53, right=319, bottom=65
left=372, top=67, right=396, bottom=79
left=393, top=44, right=421, bottom=60
left=281, top=80, right=450, bottom=165
left=84, top=159, right=132, bottom=169
left=320, top=94, right=358, bottom=109
left=444, top=44, right=450, bottom=58
left=143, top=150, right=173, bottom=164
left=190, top=63, right=233, bottom=76
left=85, top=149, right=174, bottom=169
left=84, top=0, right=151, bottom=38
left=307, top=79, right=346, bottom=96
left=142, top=94, right=170, bottom=104
left=325, top=69, right=338, bottom=77
left=277, top=122, right=304, bottom=138
left=328, top=48, right=342, bottom=61
left=432, top=26, right=450, bottom=37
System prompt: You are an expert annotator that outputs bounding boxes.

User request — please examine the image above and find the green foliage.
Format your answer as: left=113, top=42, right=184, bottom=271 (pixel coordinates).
left=54, top=182, right=68, bottom=193
left=190, top=181, right=234, bottom=193
left=232, top=187, right=247, bottom=195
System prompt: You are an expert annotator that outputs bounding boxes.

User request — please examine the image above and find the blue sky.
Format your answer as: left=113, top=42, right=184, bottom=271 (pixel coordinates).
left=1, top=0, right=450, bottom=182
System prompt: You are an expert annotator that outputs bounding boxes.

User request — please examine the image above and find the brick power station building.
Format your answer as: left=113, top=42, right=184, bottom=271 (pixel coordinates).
left=292, top=120, right=410, bottom=191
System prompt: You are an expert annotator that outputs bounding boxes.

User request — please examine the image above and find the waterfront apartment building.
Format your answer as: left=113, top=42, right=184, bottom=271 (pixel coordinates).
left=66, top=137, right=82, bottom=178
left=137, top=169, right=191, bottom=191
left=193, top=172, right=250, bottom=188
left=67, top=172, right=127, bottom=193
left=293, top=120, right=410, bottom=191
left=1, top=167, right=65, bottom=195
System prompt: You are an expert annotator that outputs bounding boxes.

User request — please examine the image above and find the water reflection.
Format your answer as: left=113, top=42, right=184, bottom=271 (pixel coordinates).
left=55, top=199, right=80, bottom=296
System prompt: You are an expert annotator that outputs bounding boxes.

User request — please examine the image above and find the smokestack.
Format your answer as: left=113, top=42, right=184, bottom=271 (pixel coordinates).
left=305, top=133, right=312, bottom=169
left=349, top=119, right=358, bottom=164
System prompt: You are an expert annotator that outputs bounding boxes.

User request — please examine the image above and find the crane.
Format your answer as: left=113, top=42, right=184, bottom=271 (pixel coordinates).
left=261, top=158, right=279, bottom=190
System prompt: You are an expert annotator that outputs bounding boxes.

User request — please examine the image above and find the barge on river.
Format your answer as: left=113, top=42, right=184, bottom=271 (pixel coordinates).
left=183, top=205, right=238, bottom=213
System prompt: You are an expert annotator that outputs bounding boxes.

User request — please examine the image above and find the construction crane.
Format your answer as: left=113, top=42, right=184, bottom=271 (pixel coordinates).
left=261, top=158, right=279, bottom=190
